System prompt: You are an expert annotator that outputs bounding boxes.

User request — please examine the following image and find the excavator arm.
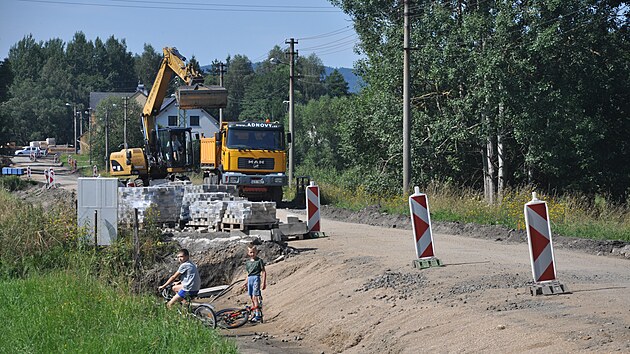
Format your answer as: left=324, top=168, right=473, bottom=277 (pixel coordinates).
left=142, top=47, right=224, bottom=148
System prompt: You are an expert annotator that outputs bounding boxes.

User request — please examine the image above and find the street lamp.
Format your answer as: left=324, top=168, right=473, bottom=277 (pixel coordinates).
left=65, top=102, right=78, bottom=154
left=104, top=103, right=117, bottom=173
left=85, top=107, right=93, bottom=165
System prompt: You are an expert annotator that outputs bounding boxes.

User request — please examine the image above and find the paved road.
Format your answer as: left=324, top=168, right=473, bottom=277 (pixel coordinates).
left=12, top=155, right=80, bottom=190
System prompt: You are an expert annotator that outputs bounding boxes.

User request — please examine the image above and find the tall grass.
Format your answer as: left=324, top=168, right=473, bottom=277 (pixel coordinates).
left=0, top=186, right=235, bottom=352
left=0, top=271, right=236, bottom=353
left=315, top=178, right=630, bottom=242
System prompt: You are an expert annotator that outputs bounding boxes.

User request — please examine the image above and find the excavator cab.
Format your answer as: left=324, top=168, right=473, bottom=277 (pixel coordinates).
left=158, top=128, right=194, bottom=172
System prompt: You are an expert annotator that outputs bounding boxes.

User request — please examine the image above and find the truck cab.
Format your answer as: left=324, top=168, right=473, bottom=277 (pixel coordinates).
left=201, top=121, right=288, bottom=202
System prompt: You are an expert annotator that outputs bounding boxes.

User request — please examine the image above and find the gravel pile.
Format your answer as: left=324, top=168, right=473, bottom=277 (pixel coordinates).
left=357, top=271, right=426, bottom=299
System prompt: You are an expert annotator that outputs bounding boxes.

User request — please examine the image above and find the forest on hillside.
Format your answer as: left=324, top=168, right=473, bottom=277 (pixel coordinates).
left=0, top=0, right=628, bottom=203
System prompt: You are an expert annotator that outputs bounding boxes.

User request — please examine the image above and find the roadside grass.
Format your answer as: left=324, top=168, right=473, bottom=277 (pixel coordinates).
left=0, top=175, right=37, bottom=192
left=317, top=181, right=630, bottom=242
left=0, top=190, right=235, bottom=352
left=0, top=271, right=236, bottom=353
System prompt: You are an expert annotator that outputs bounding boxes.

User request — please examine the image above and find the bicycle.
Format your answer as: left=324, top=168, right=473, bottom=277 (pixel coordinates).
left=207, top=279, right=264, bottom=329
left=215, top=298, right=263, bottom=329
left=161, top=284, right=217, bottom=329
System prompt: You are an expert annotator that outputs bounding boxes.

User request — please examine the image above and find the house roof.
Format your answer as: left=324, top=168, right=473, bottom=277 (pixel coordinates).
left=89, top=83, right=149, bottom=112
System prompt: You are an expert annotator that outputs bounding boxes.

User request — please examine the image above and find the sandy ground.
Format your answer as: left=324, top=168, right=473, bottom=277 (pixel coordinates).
left=222, top=211, right=630, bottom=353
left=9, top=156, right=630, bottom=353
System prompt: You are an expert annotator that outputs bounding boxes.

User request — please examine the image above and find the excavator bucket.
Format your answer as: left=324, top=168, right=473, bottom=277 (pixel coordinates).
left=176, top=84, right=228, bottom=109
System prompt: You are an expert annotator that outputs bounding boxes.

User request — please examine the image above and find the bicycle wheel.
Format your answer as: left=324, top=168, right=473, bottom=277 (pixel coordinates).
left=193, top=304, right=217, bottom=329
left=215, top=308, right=250, bottom=329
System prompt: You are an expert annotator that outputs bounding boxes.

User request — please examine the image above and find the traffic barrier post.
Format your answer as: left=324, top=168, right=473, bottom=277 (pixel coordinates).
left=306, top=181, right=325, bottom=238
left=26, top=166, right=31, bottom=180
left=524, top=192, right=569, bottom=295
left=43, top=168, right=49, bottom=189
left=48, top=167, right=57, bottom=189
left=409, top=186, right=442, bottom=269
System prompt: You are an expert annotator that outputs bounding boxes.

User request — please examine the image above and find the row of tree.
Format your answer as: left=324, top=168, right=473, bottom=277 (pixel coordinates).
left=1, top=0, right=628, bottom=203
left=321, top=0, right=629, bottom=202
left=0, top=33, right=350, bottom=149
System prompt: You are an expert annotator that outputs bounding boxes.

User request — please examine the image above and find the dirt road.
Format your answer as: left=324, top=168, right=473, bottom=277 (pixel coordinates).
left=227, top=209, right=630, bottom=353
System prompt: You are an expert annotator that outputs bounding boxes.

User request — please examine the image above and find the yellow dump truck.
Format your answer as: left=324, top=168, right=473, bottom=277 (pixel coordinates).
left=201, top=121, right=288, bottom=202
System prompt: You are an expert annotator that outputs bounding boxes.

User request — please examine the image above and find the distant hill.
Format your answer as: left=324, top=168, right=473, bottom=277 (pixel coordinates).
left=201, top=64, right=362, bottom=94
left=324, top=66, right=362, bottom=93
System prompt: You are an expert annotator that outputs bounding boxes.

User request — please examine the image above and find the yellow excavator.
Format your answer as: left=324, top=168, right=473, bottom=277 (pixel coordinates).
left=109, top=47, right=227, bottom=185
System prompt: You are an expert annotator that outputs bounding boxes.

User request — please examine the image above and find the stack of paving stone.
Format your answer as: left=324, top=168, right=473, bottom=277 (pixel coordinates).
left=188, top=200, right=229, bottom=228
left=221, top=201, right=278, bottom=230
left=179, top=184, right=239, bottom=223
left=118, top=185, right=186, bottom=225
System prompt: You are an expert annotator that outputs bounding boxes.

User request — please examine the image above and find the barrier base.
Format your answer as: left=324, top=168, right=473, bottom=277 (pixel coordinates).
left=412, top=257, right=443, bottom=269
left=308, top=231, right=326, bottom=239
left=530, top=281, right=570, bottom=296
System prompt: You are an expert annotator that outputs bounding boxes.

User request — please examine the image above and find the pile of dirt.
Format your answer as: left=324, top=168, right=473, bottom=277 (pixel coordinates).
left=141, top=232, right=288, bottom=293
left=12, top=182, right=76, bottom=211
left=319, top=204, right=630, bottom=259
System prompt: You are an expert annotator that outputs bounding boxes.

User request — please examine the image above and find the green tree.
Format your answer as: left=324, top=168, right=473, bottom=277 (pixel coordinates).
left=0, top=59, right=12, bottom=145
left=90, top=96, right=144, bottom=170
left=324, top=69, right=349, bottom=97
left=134, top=44, right=161, bottom=91
left=223, top=55, right=254, bottom=121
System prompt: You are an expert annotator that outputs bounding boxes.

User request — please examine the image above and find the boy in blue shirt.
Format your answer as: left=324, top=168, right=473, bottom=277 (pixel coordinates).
left=243, top=243, right=266, bottom=322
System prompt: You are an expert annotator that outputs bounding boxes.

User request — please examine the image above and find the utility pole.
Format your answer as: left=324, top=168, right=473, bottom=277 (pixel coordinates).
left=73, top=105, right=78, bottom=154
left=217, top=62, right=226, bottom=126
left=105, top=107, right=110, bottom=173
left=123, top=96, right=128, bottom=149
left=286, top=38, right=298, bottom=187
left=402, top=0, right=411, bottom=194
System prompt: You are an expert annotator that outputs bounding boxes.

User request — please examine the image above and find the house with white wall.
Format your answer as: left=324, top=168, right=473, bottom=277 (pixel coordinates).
left=156, top=97, right=219, bottom=138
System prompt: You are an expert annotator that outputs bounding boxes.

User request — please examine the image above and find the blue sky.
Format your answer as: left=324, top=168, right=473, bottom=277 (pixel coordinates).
left=0, top=0, right=362, bottom=69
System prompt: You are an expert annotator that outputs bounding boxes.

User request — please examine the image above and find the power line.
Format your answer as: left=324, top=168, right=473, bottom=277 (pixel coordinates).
left=298, top=26, right=354, bottom=41
left=300, top=34, right=357, bottom=51
left=18, top=0, right=342, bottom=13
left=109, top=0, right=336, bottom=9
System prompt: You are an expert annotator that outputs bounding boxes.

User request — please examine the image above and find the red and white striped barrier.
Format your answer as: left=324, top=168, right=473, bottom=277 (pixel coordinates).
left=26, top=166, right=31, bottom=180
left=524, top=192, right=568, bottom=295
left=306, top=181, right=320, bottom=233
left=48, top=167, right=56, bottom=189
left=409, top=186, right=442, bottom=268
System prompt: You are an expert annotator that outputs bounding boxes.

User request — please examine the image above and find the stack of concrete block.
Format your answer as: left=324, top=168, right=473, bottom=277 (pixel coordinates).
left=179, top=184, right=238, bottom=223
left=188, top=200, right=228, bottom=228
left=222, top=201, right=278, bottom=227
left=118, top=185, right=185, bottom=225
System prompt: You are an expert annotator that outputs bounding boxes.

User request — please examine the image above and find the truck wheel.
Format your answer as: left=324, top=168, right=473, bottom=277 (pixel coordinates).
left=271, top=187, right=283, bottom=203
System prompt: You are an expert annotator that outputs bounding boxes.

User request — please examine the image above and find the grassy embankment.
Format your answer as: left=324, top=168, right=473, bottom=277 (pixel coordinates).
left=0, top=176, right=236, bottom=353
left=296, top=173, right=629, bottom=242
left=0, top=272, right=235, bottom=353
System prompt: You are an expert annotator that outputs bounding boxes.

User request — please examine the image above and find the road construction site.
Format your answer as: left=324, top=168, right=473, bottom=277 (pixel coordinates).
left=6, top=156, right=630, bottom=353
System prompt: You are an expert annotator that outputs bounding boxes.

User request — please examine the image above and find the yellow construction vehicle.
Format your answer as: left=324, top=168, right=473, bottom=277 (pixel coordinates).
left=109, top=47, right=227, bottom=184
left=201, top=121, right=288, bottom=202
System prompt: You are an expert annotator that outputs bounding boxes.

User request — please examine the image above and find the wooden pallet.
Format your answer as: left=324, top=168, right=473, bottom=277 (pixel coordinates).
left=219, top=217, right=277, bottom=232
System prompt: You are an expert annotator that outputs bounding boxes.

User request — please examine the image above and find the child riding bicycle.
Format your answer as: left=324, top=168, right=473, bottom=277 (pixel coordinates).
left=158, top=248, right=201, bottom=309
left=242, top=243, right=266, bottom=322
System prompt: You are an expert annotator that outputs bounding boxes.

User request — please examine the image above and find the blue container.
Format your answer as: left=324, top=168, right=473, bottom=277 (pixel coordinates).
left=1, top=167, right=7, bottom=175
